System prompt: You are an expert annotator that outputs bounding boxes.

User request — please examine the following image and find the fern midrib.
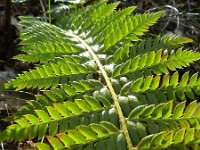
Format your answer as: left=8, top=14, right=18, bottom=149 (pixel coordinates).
left=65, top=30, right=134, bottom=149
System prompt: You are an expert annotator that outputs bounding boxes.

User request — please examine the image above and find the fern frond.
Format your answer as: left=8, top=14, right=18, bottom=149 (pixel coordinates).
left=0, top=98, right=112, bottom=142
left=113, top=48, right=200, bottom=77
left=19, top=18, right=69, bottom=45
left=128, top=119, right=199, bottom=149
left=126, top=101, right=200, bottom=148
left=5, top=59, right=96, bottom=90
left=95, top=11, right=165, bottom=51
left=7, top=86, right=113, bottom=121
left=128, top=100, right=200, bottom=124
left=41, top=79, right=103, bottom=102
left=36, top=122, right=119, bottom=150
left=19, top=7, right=164, bottom=58
left=131, top=34, right=193, bottom=56
left=88, top=6, right=136, bottom=38
left=2, top=1, right=200, bottom=149
left=14, top=42, right=80, bottom=63
left=137, top=128, right=200, bottom=149
left=113, top=35, right=192, bottom=63
left=60, top=1, right=120, bottom=31
left=120, top=72, right=199, bottom=101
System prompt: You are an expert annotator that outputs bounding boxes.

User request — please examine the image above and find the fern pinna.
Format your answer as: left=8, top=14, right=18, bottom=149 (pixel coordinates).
left=1, top=1, right=200, bottom=149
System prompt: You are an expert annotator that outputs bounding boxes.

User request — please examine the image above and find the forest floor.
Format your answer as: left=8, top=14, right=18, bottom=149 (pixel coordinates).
left=0, top=0, right=200, bottom=149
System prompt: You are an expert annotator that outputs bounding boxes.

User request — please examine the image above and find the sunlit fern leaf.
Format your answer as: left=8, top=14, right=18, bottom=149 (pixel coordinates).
left=2, top=1, right=200, bottom=150
left=130, top=34, right=193, bottom=57
left=86, top=6, right=136, bottom=38
left=18, top=7, right=164, bottom=56
left=14, top=42, right=81, bottom=63
left=94, top=11, right=165, bottom=51
left=113, top=48, right=200, bottom=77
left=62, top=0, right=121, bottom=31
left=5, top=59, right=96, bottom=90
left=19, top=18, right=69, bottom=45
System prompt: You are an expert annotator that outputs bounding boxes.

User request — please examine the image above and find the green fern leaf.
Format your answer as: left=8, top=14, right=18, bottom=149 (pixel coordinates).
left=2, top=1, right=200, bottom=149
left=113, top=49, right=200, bottom=77
left=137, top=128, right=200, bottom=149
left=5, top=59, right=95, bottom=90
left=131, top=34, right=193, bottom=57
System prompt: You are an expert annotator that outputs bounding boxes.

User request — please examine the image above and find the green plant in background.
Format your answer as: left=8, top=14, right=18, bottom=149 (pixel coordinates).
left=1, top=0, right=200, bottom=149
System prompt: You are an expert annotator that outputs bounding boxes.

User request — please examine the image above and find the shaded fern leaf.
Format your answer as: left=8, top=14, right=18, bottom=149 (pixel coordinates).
left=0, top=98, right=113, bottom=142
left=120, top=72, right=199, bottom=101
left=42, top=79, right=104, bottom=102
left=36, top=122, right=120, bottom=150
left=128, top=100, right=200, bottom=127
left=137, top=128, right=200, bottom=149
left=6, top=92, right=113, bottom=121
